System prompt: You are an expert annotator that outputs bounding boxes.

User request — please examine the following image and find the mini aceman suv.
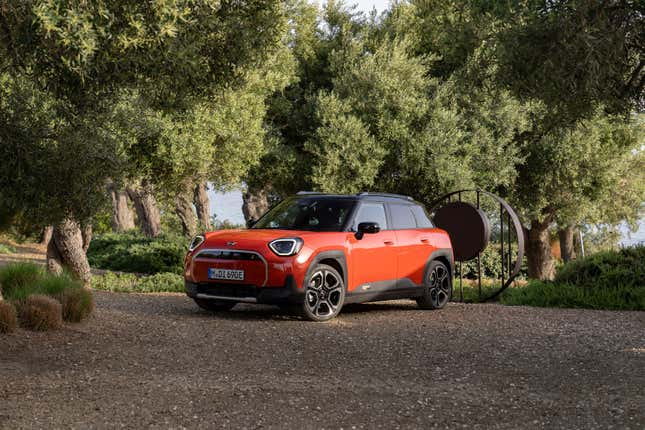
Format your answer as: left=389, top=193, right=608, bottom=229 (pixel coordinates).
left=184, top=192, right=454, bottom=321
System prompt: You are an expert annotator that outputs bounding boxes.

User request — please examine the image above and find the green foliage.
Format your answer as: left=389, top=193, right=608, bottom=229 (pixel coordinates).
left=500, top=281, right=645, bottom=311
left=555, top=246, right=645, bottom=290
left=0, top=263, right=44, bottom=300
left=93, top=271, right=183, bottom=293
left=58, top=288, right=94, bottom=322
left=0, top=244, right=16, bottom=254
left=87, top=232, right=186, bottom=275
left=38, top=272, right=83, bottom=297
left=0, top=263, right=93, bottom=323
left=455, top=244, right=527, bottom=281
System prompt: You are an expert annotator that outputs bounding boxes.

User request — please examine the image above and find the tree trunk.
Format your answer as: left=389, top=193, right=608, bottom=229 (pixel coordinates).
left=175, top=180, right=197, bottom=237
left=193, top=182, right=212, bottom=231
left=126, top=180, right=162, bottom=238
left=558, top=226, right=576, bottom=263
left=46, top=219, right=92, bottom=287
left=108, top=182, right=135, bottom=232
left=39, top=226, right=53, bottom=245
left=526, top=218, right=555, bottom=280
left=242, top=186, right=270, bottom=223
left=81, top=223, right=92, bottom=253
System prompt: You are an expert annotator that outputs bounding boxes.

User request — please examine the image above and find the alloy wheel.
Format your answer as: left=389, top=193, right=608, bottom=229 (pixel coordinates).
left=305, top=269, right=343, bottom=318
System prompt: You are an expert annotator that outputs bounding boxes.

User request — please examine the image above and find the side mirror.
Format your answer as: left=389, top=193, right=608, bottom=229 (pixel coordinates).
left=355, top=222, right=380, bottom=240
left=246, top=218, right=256, bottom=229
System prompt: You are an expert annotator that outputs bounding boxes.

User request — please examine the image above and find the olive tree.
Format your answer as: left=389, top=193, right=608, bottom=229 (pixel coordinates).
left=0, top=0, right=288, bottom=283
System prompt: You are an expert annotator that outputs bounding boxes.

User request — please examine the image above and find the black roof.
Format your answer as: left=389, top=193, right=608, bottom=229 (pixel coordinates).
left=295, top=191, right=415, bottom=203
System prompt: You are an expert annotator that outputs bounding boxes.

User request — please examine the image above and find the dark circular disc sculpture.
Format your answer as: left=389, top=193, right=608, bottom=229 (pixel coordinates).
left=433, top=202, right=490, bottom=262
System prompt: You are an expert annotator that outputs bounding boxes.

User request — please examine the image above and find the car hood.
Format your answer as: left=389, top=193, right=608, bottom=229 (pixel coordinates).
left=198, top=229, right=315, bottom=251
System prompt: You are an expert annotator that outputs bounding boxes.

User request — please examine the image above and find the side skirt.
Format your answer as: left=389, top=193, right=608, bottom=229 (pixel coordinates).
left=345, top=279, right=425, bottom=304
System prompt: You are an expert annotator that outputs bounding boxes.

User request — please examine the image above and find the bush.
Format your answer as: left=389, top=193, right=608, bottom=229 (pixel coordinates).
left=0, top=263, right=43, bottom=300
left=500, top=280, right=645, bottom=311
left=0, top=264, right=94, bottom=324
left=87, top=232, right=187, bottom=275
left=0, top=301, right=18, bottom=333
left=93, top=271, right=184, bottom=293
left=0, top=243, right=16, bottom=254
left=18, top=295, right=63, bottom=331
left=555, top=245, right=645, bottom=289
left=58, top=288, right=94, bottom=322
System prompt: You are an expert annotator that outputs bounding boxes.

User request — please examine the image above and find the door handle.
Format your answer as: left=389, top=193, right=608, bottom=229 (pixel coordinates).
left=383, top=240, right=395, bottom=246
left=420, top=238, right=429, bottom=243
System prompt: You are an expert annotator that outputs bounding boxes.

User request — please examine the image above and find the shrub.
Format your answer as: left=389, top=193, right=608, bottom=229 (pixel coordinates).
left=18, top=295, right=63, bottom=331
left=0, top=301, right=18, bottom=333
left=57, top=288, right=94, bottom=322
left=500, top=280, right=645, bottom=311
left=0, top=243, right=16, bottom=254
left=87, top=232, right=186, bottom=275
left=93, top=271, right=183, bottom=293
left=38, top=271, right=83, bottom=296
left=0, top=263, right=43, bottom=300
left=555, top=245, right=645, bottom=289
left=455, top=243, right=527, bottom=280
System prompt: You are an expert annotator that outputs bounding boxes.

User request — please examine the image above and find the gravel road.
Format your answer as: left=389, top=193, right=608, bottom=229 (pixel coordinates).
left=1, top=291, right=643, bottom=429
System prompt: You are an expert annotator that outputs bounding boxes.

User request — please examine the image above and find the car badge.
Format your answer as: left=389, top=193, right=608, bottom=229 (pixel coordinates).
left=226, top=241, right=237, bottom=246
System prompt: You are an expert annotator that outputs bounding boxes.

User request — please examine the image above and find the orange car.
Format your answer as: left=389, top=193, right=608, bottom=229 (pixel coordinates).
left=184, top=192, right=453, bottom=321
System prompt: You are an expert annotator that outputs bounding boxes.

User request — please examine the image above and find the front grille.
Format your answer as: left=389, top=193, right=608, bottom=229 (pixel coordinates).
left=196, top=250, right=261, bottom=261
left=198, top=283, right=257, bottom=298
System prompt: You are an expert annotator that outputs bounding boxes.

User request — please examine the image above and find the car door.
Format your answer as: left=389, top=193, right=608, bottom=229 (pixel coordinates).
left=389, top=203, right=429, bottom=288
left=347, top=201, right=398, bottom=292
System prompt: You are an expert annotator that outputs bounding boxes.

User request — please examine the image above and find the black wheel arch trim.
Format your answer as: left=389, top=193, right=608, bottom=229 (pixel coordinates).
left=303, top=250, right=348, bottom=290
left=424, top=248, right=454, bottom=282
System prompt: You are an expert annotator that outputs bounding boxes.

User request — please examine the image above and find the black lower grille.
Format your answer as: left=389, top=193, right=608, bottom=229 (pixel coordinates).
left=198, top=283, right=257, bottom=298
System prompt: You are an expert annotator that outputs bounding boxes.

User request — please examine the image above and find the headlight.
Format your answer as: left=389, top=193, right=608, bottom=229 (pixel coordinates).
left=268, top=238, right=303, bottom=256
left=188, top=235, right=205, bottom=252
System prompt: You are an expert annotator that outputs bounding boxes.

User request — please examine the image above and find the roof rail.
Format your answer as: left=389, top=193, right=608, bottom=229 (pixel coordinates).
left=357, top=192, right=413, bottom=201
left=296, top=191, right=325, bottom=195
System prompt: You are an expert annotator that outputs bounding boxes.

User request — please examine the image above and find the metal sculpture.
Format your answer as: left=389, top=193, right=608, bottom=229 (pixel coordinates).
left=428, top=190, right=525, bottom=302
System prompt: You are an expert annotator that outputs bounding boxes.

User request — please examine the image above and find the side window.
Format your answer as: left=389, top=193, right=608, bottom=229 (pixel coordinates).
left=353, top=203, right=388, bottom=230
left=390, top=204, right=417, bottom=229
left=411, top=205, right=434, bottom=228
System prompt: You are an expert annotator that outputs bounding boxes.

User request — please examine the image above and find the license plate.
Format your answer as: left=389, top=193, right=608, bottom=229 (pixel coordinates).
left=208, top=268, right=245, bottom=281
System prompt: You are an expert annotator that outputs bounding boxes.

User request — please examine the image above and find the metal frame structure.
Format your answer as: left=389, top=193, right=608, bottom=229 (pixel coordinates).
left=428, top=189, right=525, bottom=302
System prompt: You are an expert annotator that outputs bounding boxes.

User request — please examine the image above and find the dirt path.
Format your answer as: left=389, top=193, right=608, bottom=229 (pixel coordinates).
left=1, top=291, right=643, bottom=429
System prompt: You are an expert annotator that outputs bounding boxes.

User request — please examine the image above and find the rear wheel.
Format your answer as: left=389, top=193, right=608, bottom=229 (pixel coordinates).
left=194, top=298, right=237, bottom=312
left=302, top=264, right=345, bottom=322
left=416, top=260, right=452, bottom=310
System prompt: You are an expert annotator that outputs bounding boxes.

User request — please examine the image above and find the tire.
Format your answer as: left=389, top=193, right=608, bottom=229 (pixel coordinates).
left=194, top=298, right=237, bottom=312
left=301, top=263, right=345, bottom=322
left=416, top=260, right=452, bottom=310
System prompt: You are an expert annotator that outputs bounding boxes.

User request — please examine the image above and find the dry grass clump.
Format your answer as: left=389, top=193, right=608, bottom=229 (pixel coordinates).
left=58, top=288, right=94, bottom=322
left=0, top=301, right=18, bottom=333
left=18, top=295, right=62, bottom=331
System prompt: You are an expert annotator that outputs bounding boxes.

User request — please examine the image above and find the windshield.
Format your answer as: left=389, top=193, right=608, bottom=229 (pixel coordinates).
left=252, top=198, right=356, bottom=232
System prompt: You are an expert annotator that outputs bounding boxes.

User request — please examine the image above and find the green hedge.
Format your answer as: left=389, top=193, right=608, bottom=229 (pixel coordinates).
left=87, top=232, right=187, bottom=275
left=555, top=245, right=644, bottom=289
left=92, top=271, right=183, bottom=293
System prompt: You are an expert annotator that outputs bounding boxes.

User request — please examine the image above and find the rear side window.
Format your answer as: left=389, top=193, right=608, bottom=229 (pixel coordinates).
left=353, top=203, right=388, bottom=230
left=390, top=204, right=417, bottom=229
left=411, top=205, right=434, bottom=228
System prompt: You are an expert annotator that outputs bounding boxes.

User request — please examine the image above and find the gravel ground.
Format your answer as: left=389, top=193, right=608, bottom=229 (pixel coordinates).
left=0, top=292, right=644, bottom=429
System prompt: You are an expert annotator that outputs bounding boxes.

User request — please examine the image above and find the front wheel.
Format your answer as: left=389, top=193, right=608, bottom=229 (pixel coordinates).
left=301, top=264, right=345, bottom=322
left=416, top=260, right=452, bottom=310
left=194, top=298, right=237, bottom=312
